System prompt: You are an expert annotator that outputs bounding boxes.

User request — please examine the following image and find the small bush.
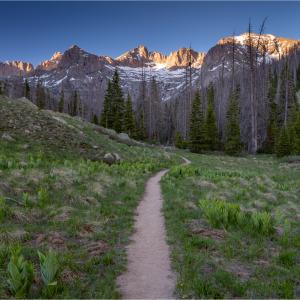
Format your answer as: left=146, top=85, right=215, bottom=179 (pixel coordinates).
left=277, top=250, right=295, bottom=267
left=199, top=199, right=240, bottom=228
left=250, top=211, right=273, bottom=235
left=7, top=248, right=34, bottom=298
left=199, top=199, right=273, bottom=235
left=37, top=188, right=50, bottom=208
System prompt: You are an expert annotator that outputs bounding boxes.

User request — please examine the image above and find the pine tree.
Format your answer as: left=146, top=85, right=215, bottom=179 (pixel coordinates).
left=276, top=126, right=291, bottom=157
left=189, top=90, right=205, bottom=153
left=263, top=71, right=279, bottom=153
left=292, top=111, right=300, bottom=154
left=36, top=81, right=46, bottom=109
left=224, top=89, right=242, bottom=155
left=24, top=79, right=30, bottom=100
left=69, top=91, right=78, bottom=116
left=174, top=132, right=187, bottom=149
left=100, top=70, right=125, bottom=132
left=123, top=94, right=136, bottom=138
left=287, top=103, right=300, bottom=153
left=204, top=85, right=219, bottom=150
left=100, top=80, right=114, bottom=128
left=296, top=64, right=300, bottom=92
left=136, top=111, right=147, bottom=141
left=58, top=90, right=64, bottom=113
left=111, top=69, right=124, bottom=133
left=92, top=114, right=99, bottom=125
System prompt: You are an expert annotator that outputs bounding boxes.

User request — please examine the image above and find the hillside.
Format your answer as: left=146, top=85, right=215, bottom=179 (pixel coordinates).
left=0, top=96, right=180, bottom=298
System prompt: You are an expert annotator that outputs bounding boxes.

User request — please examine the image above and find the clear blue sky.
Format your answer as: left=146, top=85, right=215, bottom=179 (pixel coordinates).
left=1, top=1, right=300, bottom=65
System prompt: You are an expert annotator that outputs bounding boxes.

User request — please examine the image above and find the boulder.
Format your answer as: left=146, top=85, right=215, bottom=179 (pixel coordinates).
left=1, top=132, right=15, bottom=142
left=103, top=152, right=121, bottom=165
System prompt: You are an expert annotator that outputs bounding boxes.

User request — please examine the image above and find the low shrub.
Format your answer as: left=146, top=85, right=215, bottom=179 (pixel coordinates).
left=199, top=199, right=273, bottom=235
left=199, top=199, right=240, bottom=228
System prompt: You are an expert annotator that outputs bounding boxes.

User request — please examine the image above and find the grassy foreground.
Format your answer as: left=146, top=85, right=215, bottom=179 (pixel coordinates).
left=161, top=152, right=300, bottom=298
left=0, top=96, right=180, bottom=298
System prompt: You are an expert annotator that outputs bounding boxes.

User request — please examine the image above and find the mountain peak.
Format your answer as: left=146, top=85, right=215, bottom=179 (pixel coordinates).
left=218, top=33, right=300, bottom=56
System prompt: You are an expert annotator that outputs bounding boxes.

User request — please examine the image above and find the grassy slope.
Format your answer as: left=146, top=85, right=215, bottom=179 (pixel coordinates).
left=162, top=152, right=300, bottom=298
left=0, top=96, right=180, bottom=298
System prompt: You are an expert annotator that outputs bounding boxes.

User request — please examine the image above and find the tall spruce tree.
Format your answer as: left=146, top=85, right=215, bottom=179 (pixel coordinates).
left=100, top=70, right=125, bottom=132
left=58, top=90, right=64, bottom=113
left=204, top=85, right=219, bottom=150
left=136, top=111, right=147, bottom=141
left=276, top=126, right=291, bottom=157
left=100, top=80, right=114, bottom=128
left=36, top=81, right=46, bottom=109
left=92, top=114, right=99, bottom=125
left=292, top=111, right=300, bottom=154
left=111, top=69, right=124, bottom=133
left=263, top=71, right=278, bottom=153
left=123, top=94, right=136, bottom=138
left=296, top=64, right=300, bottom=91
left=189, top=90, right=205, bottom=153
left=224, top=88, right=242, bottom=155
left=69, top=91, right=79, bottom=116
left=24, top=79, right=30, bottom=100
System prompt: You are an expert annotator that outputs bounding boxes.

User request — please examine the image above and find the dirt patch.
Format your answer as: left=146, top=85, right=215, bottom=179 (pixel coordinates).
left=53, top=206, right=74, bottom=222
left=191, top=227, right=225, bottom=240
left=225, top=261, right=252, bottom=282
left=78, top=224, right=95, bottom=238
left=194, top=179, right=217, bottom=189
left=34, top=231, right=66, bottom=249
left=85, top=240, right=109, bottom=256
left=26, top=170, right=44, bottom=184
left=90, top=182, right=104, bottom=195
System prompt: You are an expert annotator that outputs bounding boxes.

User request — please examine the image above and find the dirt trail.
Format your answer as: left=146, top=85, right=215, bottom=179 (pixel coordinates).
left=117, top=157, right=190, bottom=299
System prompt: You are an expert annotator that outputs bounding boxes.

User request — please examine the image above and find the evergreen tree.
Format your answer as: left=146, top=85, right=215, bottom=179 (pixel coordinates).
left=136, top=111, right=147, bottom=141
left=24, top=79, right=30, bottom=100
left=296, top=64, right=300, bottom=91
left=111, top=69, right=124, bottom=133
left=69, top=91, right=78, bottom=116
left=36, top=81, right=46, bottom=109
left=0, top=82, right=3, bottom=95
left=92, top=114, right=99, bottom=125
left=287, top=103, right=300, bottom=153
left=189, top=90, right=205, bottom=153
left=100, top=70, right=125, bottom=132
left=292, top=111, right=300, bottom=154
left=123, top=94, right=136, bottom=138
left=263, top=71, right=279, bottom=153
left=224, top=89, right=242, bottom=155
left=175, top=132, right=188, bottom=149
left=276, top=126, right=292, bottom=157
left=100, top=80, right=114, bottom=128
left=58, top=90, right=64, bottom=113
left=204, top=85, right=219, bottom=150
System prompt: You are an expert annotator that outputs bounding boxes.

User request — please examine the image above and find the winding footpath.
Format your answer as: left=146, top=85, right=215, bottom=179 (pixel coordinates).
left=117, top=157, right=191, bottom=299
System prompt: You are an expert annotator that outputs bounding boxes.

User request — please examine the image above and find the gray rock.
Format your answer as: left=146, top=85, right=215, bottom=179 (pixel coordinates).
left=103, top=153, right=115, bottom=165
left=1, top=133, right=15, bottom=142
left=103, top=152, right=121, bottom=165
